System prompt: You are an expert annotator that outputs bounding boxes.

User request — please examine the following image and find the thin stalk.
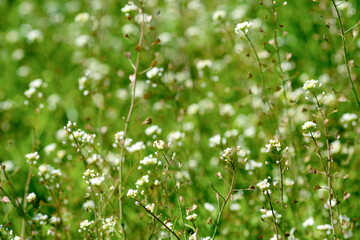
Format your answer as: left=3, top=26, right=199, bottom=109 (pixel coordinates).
left=244, top=34, right=266, bottom=95
left=312, top=91, right=337, bottom=239
left=71, top=132, right=88, bottom=169
left=118, top=7, right=146, bottom=238
left=21, top=109, right=38, bottom=239
left=278, top=159, right=285, bottom=231
left=271, top=2, right=297, bottom=150
left=310, top=135, right=328, bottom=171
left=267, top=192, right=279, bottom=240
left=160, top=151, right=187, bottom=239
left=47, top=186, right=69, bottom=240
left=0, top=172, right=29, bottom=224
left=331, top=0, right=360, bottom=108
left=244, top=33, right=282, bottom=139
left=270, top=4, right=302, bottom=230
left=136, top=200, right=180, bottom=240
left=211, top=164, right=235, bottom=239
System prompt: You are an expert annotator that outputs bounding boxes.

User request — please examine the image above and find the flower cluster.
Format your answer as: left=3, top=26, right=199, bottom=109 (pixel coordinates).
left=38, top=164, right=62, bottom=185
left=121, top=2, right=138, bottom=14
left=235, top=21, right=253, bottom=35
left=139, top=154, right=159, bottom=165
left=135, top=175, right=149, bottom=188
left=209, top=134, right=226, bottom=148
left=186, top=213, right=197, bottom=221
left=145, top=125, right=162, bottom=137
left=303, top=79, right=318, bottom=92
left=113, top=131, right=125, bottom=147
left=302, top=121, right=316, bottom=130
left=260, top=208, right=282, bottom=221
left=27, top=192, right=36, bottom=203
left=126, top=189, right=138, bottom=198
left=64, top=121, right=77, bottom=133
left=64, top=121, right=96, bottom=144
left=126, top=141, right=146, bottom=152
left=86, top=153, right=104, bottom=165
left=32, top=213, right=48, bottom=226
left=220, top=148, right=233, bottom=163
left=75, top=12, right=90, bottom=24
left=265, top=139, right=281, bottom=153
left=25, top=152, right=39, bottom=165
left=340, top=113, right=358, bottom=128
left=146, top=67, right=164, bottom=79
left=167, top=131, right=185, bottom=146
left=219, top=103, right=235, bottom=116
left=83, top=169, right=104, bottom=186
left=153, top=140, right=165, bottom=149
left=79, top=219, right=94, bottom=233
left=145, top=203, right=155, bottom=213
left=102, top=216, right=116, bottom=233
left=72, top=130, right=96, bottom=144
left=212, top=10, right=226, bottom=22
left=24, top=79, right=46, bottom=100
left=256, top=178, right=271, bottom=195
left=302, top=121, right=320, bottom=138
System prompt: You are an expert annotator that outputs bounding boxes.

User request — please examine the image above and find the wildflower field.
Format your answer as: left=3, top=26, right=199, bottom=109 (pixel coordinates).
left=1, top=0, right=360, bottom=239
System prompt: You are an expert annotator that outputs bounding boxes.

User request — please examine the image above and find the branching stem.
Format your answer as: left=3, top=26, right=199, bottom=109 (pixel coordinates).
left=211, top=163, right=236, bottom=239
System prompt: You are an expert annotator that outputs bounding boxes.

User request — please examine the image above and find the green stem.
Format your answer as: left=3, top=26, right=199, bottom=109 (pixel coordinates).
left=160, top=151, right=187, bottom=239
left=331, top=0, right=360, bottom=108
left=279, top=159, right=285, bottom=232
left=267, top=193, right=279, bottom=240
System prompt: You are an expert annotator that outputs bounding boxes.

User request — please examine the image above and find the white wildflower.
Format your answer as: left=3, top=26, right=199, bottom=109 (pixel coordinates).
left=153, top=140, right=165, bottom=149
left=302, top=121, right=316, bottom=130
left=24, top=87, right=36, bottom=98
left=145, top=203, right=155, bottom=213
left=340, top=113, right=357, bottom=127
left=303, top=217, right=314, bottom=227
left=126, top=189, right=138, bottom=198
left=135, top=175, right=149, bottom=188
left=145, top=125, right=162, bottom=136
left=27, top=29, right=43, bottom=43
left=219, top=103, right=235, bottom=116
left=186, top=213, right=197, bottom=221
left=212, top=10, right=226, bottom=22
left=140, top=154, right=158, bottom=165
left=75, top=12, right=90, bottom=24
left=121, top=3, right=138, bottom=13
left=196, top=60, right=212, bottom=70
left=146, top=67, right=164, bottom=79
left=265, top=139, right=281, bottom=153
left=89, top=176, right=105, bottom=186
left=27, top=192, right=36, bottom=202
left=303, top=79, right=318, bottom=91
left=257, top=178, right=271, bottom=194
left=25, top=152, right=39, bottom=164
left=235, top=21, right=253, bottom=35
